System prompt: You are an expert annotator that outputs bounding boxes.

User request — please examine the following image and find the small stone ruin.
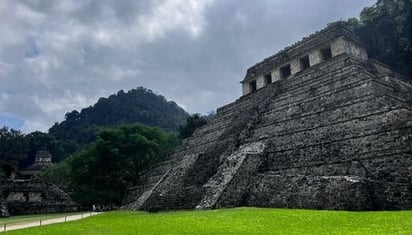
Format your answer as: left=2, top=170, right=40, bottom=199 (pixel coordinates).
left=0, top=179, right=76, bottom=215
left=0, top=150, right=76, bottom=216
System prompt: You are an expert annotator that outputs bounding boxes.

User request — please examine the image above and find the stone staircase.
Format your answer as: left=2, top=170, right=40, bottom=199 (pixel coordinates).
left=196, top=142, right=266, bottom=209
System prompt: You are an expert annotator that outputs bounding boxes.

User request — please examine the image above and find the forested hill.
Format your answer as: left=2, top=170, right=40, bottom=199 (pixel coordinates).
left=49, top=87, right=189, bottom=145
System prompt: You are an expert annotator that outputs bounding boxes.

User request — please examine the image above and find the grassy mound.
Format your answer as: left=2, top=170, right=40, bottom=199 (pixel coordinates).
left=4, top=208, right=412, bottom=234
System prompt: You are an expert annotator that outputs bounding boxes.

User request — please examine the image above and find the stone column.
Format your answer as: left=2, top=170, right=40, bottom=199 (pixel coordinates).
left=309, top=50, right=322, bottom=66
left=256, top=75, right=265, bottom=89
left=242, top=82, right=250, bottom=95
left=272, top=69, right=280, bottom=82
left=291, top=59, right=300, bottom=75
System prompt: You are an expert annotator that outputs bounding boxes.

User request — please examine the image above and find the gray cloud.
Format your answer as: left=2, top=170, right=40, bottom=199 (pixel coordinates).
left=0, top=0, right=375, bottom=132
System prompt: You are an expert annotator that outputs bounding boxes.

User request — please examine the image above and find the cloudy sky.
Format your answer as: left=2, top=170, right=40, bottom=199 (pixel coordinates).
left=0, top=0, right=375, bottom=133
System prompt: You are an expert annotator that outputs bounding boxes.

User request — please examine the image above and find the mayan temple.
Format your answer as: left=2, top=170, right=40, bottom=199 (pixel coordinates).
left=123, top=22, right=412, bottom=211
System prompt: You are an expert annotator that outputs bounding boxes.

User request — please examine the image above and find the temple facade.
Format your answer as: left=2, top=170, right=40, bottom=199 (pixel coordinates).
left=241, top=23, right=368, bottom=95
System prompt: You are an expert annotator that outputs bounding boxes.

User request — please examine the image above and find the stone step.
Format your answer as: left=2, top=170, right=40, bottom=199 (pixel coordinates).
left=138, top=154, right=201, bottom=211
left=214, top=57, right=364, bottom=127
left=196, top=142, right=266, bottom=209
left=128, top=168, right=173, bottom=210
left=190, top=58, right=367, bottom=148
left=262, top=126, right=412, bottom=172
left=266, top=147, right=412, bottom=174
left=257, top=109, right=411, bottom=152
left=263, top=83, right=376, bottom=123
left=267, top=72, right=368, bottom=111
left=194, top=115, right=235, bottom=135
left=270, top=74, right=369, bottom=112
left=253, top=96, right=406, bottom=138
left=246, top=172, right=372, bottom=210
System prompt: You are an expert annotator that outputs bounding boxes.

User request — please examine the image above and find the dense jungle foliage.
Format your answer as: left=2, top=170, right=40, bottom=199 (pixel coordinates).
left=348, top=0, right=412, bottom=81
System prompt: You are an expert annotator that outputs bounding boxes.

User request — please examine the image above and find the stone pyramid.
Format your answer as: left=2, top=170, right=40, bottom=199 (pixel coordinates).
left=123, top=22, right=412, bottom=211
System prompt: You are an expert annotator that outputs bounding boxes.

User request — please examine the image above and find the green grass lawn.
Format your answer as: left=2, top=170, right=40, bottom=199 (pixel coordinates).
left=4, top=208, right=412, bottom=234
left=0, top=212, right=84, bottom=226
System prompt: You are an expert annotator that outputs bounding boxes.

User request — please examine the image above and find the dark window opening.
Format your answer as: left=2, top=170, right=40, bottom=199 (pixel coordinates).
left=320, top=46, right=332, bottom=61
left=1, top=164, right=13, bottom=179
left=249, top=80, right=257, bottom=92
left=264, top=73, right=272, bottom=85
left=280, top=64, right=291, bottom=79
left=24, top=192, right=29, bottom=202
left=300, top=55, right=310, bottom=70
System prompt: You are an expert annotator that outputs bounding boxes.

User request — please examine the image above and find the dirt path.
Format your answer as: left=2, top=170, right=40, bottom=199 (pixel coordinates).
left=1, top=212, right=103, bottom=232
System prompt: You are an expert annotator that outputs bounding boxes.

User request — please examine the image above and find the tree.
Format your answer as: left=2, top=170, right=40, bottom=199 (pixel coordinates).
left=38, top=160, right=71, bottom=190
left=52, top=140, right=80, bottom=162
left=19, top=131, right=54, bottom=167
left=347, top=0, right=412, bottom=80
left=179, top=114, right=208, bottom=139
left=20, top=131, right=78, bottom=166
left=67, top=123, right=179, bottom=206
left=0, top=127, right=27, bottom=163
left=0, top=127, right=27, bottom=178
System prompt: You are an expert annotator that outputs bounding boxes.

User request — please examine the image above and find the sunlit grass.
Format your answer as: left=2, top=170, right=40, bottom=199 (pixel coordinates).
left=4, top=208, right=412, bottom=234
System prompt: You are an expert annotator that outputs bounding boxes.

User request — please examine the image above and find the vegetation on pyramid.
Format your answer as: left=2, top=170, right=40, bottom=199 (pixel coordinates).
left=347, top=0, right=412, bottom=81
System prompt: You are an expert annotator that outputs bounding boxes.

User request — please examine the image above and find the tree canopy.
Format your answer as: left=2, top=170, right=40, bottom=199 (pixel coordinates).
left=58, top=123, right=180, bottom=206
left=178, top=114, right=208, bottom=139
left=348, top=0, right=412, bottom=80
left=0, top=127, right=27, bottom=164
left=0, top=127, right=27, bottom=178
left=49, top=87, right=189, bottom=148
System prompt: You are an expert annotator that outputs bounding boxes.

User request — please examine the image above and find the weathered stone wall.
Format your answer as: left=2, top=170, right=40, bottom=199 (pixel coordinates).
left=0, top=198, right=9, bottom=217
left=236, top=55, right=411, bottom=210
left=124, top=52, right=412, bottom=211
left=331, top=36, right=368, bottom=60
left=122, top=158, right=180, bottom=206
left=0, top=179, right=77, bottom=215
